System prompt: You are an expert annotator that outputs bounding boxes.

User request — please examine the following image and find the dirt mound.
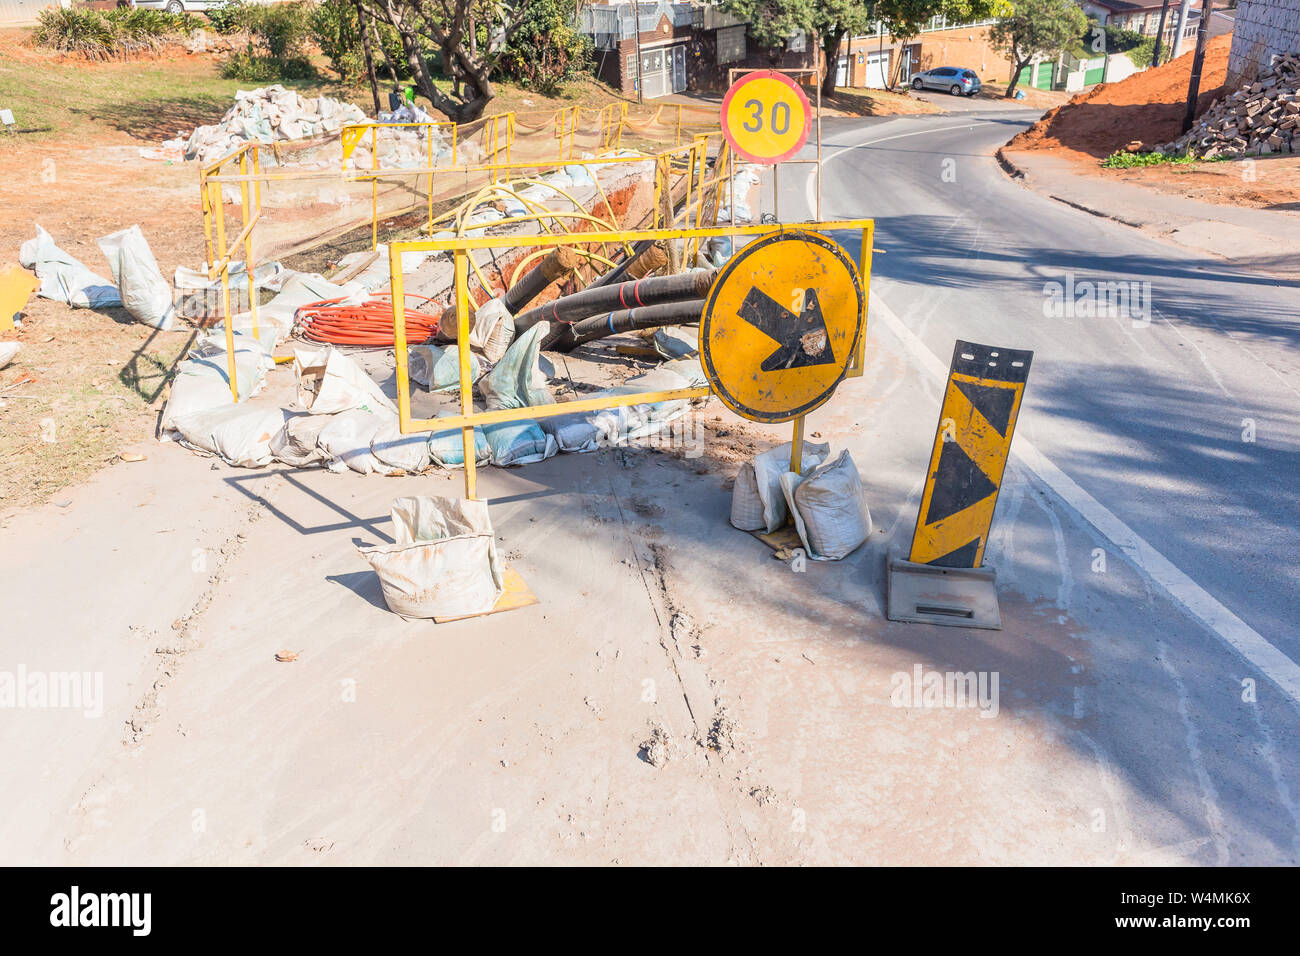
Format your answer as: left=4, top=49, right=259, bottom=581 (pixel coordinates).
left=1009, top=34, right=1232, bottom=162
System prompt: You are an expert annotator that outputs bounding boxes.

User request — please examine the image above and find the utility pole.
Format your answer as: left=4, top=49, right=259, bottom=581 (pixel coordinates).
left=1171, top=0, right=1193, bottom=59
left=1151, top=0, right=1173, bottom=68
left=1181, top=0, right=1214, bottom=134
left=630, top=0, right=644, bottom=104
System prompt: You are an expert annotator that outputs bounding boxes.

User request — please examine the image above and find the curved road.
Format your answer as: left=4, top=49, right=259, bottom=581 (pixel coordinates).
left=772, top=107, right=1300, bottom=863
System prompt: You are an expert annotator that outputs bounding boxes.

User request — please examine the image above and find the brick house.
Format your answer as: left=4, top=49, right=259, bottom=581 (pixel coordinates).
left=580, top=1, right=818, bottom=98
left=832, top=14, right=1012, bottom=90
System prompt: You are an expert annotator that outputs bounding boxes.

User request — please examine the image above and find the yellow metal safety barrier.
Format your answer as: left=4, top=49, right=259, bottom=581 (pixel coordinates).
left=340, top=104, right=723, bottom=248
left=198, top=102, right=728, bottom=405
left=387, top=219, right=874, bottom=501
left=200, top=141, right=265, bottom=402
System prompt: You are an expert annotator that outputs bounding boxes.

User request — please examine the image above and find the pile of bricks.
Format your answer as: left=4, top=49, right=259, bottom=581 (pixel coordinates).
left=1159, top=51, right=1300, bottom=158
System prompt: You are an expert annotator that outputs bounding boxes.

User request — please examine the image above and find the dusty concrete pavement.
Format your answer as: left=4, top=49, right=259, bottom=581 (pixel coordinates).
left=2, top=110, right=1297, bottom=867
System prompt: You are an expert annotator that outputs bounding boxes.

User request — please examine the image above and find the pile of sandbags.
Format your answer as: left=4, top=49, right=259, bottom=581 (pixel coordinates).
left=731, top=443, right=873, bottom=561
left=183, top=85, right=368, bottom=164
left=1159, top=51, right=1300, bottom=159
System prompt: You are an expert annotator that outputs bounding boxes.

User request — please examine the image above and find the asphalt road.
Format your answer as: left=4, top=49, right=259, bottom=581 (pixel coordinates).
left=767, top=107, right=1300, bottom=862
left=791, top=108, right=1300, bottom=656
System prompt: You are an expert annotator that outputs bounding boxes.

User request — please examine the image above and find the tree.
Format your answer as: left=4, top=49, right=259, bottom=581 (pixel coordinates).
left=353, top=0, right=533, bottom=122
left=990, top=0, right=1088, bottom=98
left=722, top=0, right=1006, bottom=97
left=494, top=0, right=591, bottom=95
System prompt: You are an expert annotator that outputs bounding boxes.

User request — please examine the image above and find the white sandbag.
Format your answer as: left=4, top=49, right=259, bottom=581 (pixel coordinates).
left=479, top=321, right=553, bottom=410
left=191, top=327, right=275, bottom=360
left=409, top=344, right=478, bottom=392
left=661, top=356, right=707, bottom=387
left=469, top=298, right=514, bottom=364
left=160, top=346, right=270, bottom=432
left=317, top=408, right=392, bottom=475
left=173, top=260, right=283, bottom=320
left=295, top=346, right=398, bottom=416
left=228, top=309, right=292, bottom=346
left=371, top=419, right=433, bottom=473
left=269, top=413, right=331, bottom=467
left=729, top=464, right=766, bottom=531
left=779, top=450, right=872, bottom=561
left=730, top=440, right=830, bottom=534
left=563, top=164, right=596, bottom=187
left=652, top=326, right=699, bottom=360
left=547, top=415, right=602, bottom=454
left=587, top=367, right=693, bottom=444
left=359, top=496, right=505, bottom=619
left=544, top=366, right=691, bottom=452
left=428, top=426, right=491, bottom=469
left=484, top=420, right=558, bottom=467
left=19, top=225, right=121, bottom=310
left=161, top=374, right=237, bottom=433
left=173, top=403, right=286, bottom=467
left=96, top=226, right=175, bottom=330
left=0, top=342, right=20, bottom=370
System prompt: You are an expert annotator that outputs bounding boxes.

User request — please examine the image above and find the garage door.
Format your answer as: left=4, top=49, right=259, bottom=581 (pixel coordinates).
left=639, top=44, right=687, bottom=99
left=863, top=51, right=889, bottom=88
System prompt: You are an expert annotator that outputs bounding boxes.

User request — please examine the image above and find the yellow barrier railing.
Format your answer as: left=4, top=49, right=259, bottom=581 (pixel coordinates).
left=200, top=140, right=265, bottom=402
left=198, top=102, right=729, bottom=404
left=388, top=219, right=874, bottom=500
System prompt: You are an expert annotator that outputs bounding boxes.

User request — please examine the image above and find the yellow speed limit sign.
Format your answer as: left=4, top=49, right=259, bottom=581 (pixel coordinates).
left=701, top=231, right=864, bottom=423
left=721, top=70, right=812, bottom=165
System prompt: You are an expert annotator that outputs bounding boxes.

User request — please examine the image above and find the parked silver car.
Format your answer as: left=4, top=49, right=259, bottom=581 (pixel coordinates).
left=911, top=67, right=982, bottom=96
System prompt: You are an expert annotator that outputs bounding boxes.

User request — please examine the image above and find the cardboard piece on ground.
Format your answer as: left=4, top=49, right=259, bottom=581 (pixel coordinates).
left=0, top=264, right=41, bottom=332
left=750, top=524, right=803, bottom=552
left=433, top=566, right=538, bottom=623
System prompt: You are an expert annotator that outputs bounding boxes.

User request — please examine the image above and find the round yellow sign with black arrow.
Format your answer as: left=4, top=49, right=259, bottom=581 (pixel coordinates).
left=700, top=231, right=864, bottom=424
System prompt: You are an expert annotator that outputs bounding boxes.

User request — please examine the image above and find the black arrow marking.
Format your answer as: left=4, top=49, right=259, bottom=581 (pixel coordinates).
left=737, top=286, right=837, bottom=372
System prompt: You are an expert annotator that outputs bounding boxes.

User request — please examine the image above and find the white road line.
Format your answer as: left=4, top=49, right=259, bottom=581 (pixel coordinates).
left=805, top=121, right=1001, bottom=215
left=1158, top=642, right=1231, bottom=864
left=871, top=291, right=1300, bottom=707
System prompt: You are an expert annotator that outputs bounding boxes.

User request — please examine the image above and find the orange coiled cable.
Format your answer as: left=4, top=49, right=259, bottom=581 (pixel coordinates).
left=294, top=294, right=441, bottom=346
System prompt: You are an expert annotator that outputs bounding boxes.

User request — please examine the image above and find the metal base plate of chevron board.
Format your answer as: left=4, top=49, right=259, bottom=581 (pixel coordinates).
left=886, top=339, right=1033, bottom=630
left=885, top=555, right=1002, bottom=629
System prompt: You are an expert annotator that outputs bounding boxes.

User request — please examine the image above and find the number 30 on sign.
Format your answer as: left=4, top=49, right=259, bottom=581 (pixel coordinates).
left=720, top=70, right=812, bottom=165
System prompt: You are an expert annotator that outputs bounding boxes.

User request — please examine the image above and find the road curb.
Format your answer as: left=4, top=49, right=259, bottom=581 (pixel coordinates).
left=994, top=147, right=1024, bottom=180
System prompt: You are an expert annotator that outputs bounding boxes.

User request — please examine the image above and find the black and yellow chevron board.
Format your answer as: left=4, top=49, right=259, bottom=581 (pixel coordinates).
left=908, top=340, right=1034, bottom=568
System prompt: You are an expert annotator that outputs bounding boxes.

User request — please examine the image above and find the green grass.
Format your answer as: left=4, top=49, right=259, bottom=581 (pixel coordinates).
left=0, top=28, right=625, bottom=146
left=1100, top=150, right=1228, bottom=169
left=0, top=50, right=361, bottom=143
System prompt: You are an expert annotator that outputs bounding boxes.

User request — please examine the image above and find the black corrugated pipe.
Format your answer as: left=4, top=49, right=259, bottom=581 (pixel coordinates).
left=515, top=269, right=717, bottom=337
left=501, top=246, right=585, bottom=315
left=586, top=240, right=666, bottom=290
left=548, top=300, right=704, bottom=353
